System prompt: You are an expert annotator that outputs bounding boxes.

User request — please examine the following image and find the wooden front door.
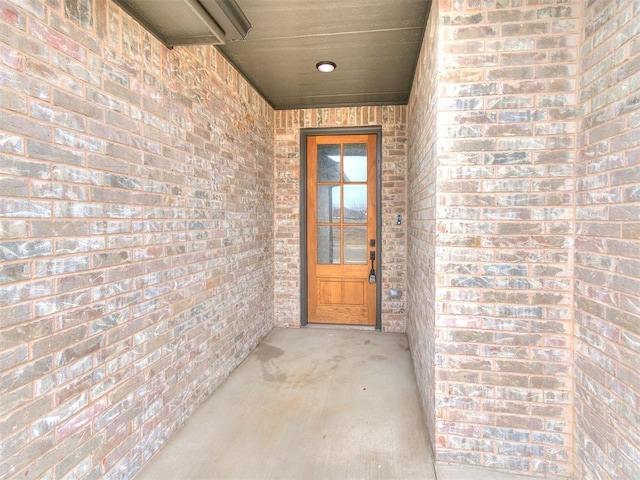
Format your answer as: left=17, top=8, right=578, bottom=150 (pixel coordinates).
left=306, top=134, right=378, bottom=326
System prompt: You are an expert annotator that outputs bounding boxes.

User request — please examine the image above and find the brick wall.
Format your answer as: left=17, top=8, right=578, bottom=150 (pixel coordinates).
left=0, top=0, right=274, bottom=478
left=575, top=0, right=640, bottom=477
left=273, top=107, right=408, bottom=332
left=407, top=0, right=440, bottom=454
left=3, top=0, right=640, bottom=478
left=408, top=0, right=581, bottom=476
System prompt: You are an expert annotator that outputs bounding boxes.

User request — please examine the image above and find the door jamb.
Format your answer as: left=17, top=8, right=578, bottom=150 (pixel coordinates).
left=300, top=126, right=383, bottom=330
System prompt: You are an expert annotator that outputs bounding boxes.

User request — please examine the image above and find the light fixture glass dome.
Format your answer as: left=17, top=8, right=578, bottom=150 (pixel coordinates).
left=316, top=61, right=336, bottom=73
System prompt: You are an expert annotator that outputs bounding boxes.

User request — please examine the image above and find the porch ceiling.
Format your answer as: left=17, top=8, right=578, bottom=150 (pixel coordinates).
left=115, top=0, right=430, bottom=110
left=219, top=0, right=429, bottom=109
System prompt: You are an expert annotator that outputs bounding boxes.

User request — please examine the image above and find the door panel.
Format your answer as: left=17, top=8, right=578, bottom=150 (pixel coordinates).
left=318, top=280, right=364, bottom=305
left=307, top=134, right=377, bottom=326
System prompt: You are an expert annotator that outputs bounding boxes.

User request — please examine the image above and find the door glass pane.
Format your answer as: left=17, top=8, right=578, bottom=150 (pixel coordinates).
left=343, top=185, right=367, bottom=223
left=343, top=144, right=367, bottom=182
left=344, top=226, right=367, bottom=264
left=317, top=226, right=340, bottom=264
left=317, top=185, right=340, bottom=223
left=317, top=144, right=341, bottom=182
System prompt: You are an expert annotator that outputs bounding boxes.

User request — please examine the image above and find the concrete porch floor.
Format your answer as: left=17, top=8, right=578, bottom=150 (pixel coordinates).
left=136, top=328, right=541, bottom=480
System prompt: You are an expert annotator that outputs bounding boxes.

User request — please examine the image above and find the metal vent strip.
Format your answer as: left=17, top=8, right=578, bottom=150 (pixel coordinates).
left=110, top=0, right=250, bottom=47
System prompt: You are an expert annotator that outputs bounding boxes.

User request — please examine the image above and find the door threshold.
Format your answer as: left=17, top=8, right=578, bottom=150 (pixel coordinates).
left=306, top=323, right=377, bottom=331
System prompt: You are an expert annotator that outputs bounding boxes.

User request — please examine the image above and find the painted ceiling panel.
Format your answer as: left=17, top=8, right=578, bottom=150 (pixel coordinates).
left=113, top=0, right=430, bottom=108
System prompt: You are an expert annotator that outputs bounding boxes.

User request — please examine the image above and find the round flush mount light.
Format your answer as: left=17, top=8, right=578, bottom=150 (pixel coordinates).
left=316, top=61, right=337, bottom=73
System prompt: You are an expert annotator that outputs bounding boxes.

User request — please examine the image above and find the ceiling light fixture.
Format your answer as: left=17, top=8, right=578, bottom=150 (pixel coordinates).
left=316, top=61, right=337, bottom=73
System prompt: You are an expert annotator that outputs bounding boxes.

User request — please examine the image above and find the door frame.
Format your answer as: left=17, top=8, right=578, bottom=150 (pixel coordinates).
left=300, top=126, right=383, bottom=330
